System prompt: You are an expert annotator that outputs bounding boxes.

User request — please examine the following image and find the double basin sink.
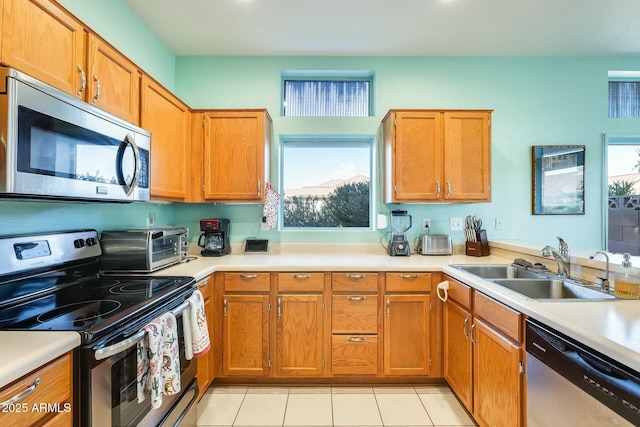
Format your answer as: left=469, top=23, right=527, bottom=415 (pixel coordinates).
left=450, top=264, right=616, bottom=301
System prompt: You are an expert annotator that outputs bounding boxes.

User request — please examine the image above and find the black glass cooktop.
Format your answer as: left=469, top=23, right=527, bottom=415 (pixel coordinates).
left=0, top=275, right=194, bottom=343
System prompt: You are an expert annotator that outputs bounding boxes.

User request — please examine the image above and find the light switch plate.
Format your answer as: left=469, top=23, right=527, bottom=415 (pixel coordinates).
left=450, top=217, right=463, bottom=231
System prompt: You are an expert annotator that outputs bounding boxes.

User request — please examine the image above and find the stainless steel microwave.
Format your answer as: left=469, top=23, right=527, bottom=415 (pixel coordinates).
left=0, top=67, right=150, bottom=202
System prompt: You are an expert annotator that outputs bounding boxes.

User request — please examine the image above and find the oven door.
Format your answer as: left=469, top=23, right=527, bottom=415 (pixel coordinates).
left=87, top=312, right=196, bottom=427
left=5, top=72, right=150, bottom=202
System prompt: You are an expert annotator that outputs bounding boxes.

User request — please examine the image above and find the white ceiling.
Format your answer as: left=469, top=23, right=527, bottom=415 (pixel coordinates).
left=124, top=0, right=640, bottom=56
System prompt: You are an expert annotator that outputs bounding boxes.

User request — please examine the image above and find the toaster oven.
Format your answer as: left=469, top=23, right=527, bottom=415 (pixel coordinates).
left=100, top=227, right=189, bottom=273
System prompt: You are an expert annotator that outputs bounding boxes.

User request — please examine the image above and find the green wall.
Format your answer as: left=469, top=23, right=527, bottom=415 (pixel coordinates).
left=173, top=56, right=640, bottom=248
left=1, top=2, right=639, bottom=252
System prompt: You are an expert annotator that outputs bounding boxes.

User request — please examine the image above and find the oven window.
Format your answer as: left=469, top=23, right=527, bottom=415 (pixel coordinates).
left=111, top=316, right=190, bottom=426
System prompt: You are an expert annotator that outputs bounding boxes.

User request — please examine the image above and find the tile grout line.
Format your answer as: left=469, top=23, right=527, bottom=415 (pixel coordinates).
left=231, top=387, right=248, bottom=427
left=413, top=386, right=436, bottom=427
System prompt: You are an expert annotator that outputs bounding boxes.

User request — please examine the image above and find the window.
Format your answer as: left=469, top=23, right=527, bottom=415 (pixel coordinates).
left=281, top=72, right=373, bottom=117
left=281, top=138, right=372, bottom=228
left=608, top=71, right=640, bottom=118
left=605, top=136, right=640, bottom=254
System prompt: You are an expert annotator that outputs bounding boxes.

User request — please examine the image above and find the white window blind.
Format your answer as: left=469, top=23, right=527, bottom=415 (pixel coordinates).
left=609, top=81, right=640, bottom=118
left=283, top=80, right=371, bottom=117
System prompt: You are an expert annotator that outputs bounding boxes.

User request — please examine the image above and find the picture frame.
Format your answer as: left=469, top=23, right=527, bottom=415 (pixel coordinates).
left=532, top=145, right=585, bottom=215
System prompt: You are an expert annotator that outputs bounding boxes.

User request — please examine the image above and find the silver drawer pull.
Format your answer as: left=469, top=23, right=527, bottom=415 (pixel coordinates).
left=197, top=279, right=210, bottom=288
left=347, top=337, right=367, bottom=342
left=1, top=377, right=40, bottom=406
left=346, top=274, right=365, bottom=279
left=239, top=274, right=257, bottom=279
left=346, top=296, right=366, bottom=301
left=400, top=274, right=418, bottom=279
left=292, top=274, right=311, bottom=279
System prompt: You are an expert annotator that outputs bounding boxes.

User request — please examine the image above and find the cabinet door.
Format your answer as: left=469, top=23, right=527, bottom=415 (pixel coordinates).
left=472, top=318, right=523, bottom=427
left=141, top=75, right=191, bottom=201
left=443, top=300, right=473, bottom=411
left=383, top=294, right=430, bottom=376
left=202, top=110, right=270, bottom=202
left=1, top=0, right=86, bottom=97
left=222, top=294, right=270, bottom=376
left=443, top=111, right=491, bottom=201
left=196, top=277, right=213, bottom=397
left=392, top=111, right=443, bottom=201
left=87, top=34, right=141, bottom=124
left=276, top=294, right=324, bottom=376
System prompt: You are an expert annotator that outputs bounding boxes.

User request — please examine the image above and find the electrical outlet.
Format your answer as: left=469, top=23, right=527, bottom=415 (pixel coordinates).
left=259, top=217, right=270, bottom=231
left=450, top=217, right=463, bottom=231
left=495, top=217, right=504, bottom=230
left=422, top=218, right=431, bottom=230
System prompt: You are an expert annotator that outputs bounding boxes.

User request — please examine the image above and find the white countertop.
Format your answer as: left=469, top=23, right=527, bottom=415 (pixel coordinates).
left=0, top=331, right=80, bottom=388
left=159, top=246, right=640, bottom=373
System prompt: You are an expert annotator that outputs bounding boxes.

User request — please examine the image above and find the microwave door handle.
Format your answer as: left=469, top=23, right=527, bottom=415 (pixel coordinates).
left=95, top=299, right=190, bottom=360
left=116, top=133, right=140, bottom=197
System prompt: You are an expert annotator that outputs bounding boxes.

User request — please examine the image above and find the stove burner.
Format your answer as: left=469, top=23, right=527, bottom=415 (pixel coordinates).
left=79, top=279, right=121, bottom=289
left=36, top=300, right=122, bottom=327
left=0, top=305, right=39, bottom=327
left=109, top=279, right=175, bottom=295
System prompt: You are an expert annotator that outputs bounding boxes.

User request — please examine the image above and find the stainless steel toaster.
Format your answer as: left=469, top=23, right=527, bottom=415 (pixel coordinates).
left=417, top=234, right=453, bottom=255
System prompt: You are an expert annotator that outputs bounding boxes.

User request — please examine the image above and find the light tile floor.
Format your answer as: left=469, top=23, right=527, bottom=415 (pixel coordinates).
left=197, top=385, right=477, bottom=427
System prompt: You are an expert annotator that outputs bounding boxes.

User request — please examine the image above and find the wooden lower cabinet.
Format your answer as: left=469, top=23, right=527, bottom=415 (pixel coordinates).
left=275, top=294, right=324, bottom=376
left=443, top=275, right=524, bottom=427
left=0, top=352, right=73, bottom=427
left=473, top=318, right=523, bottom=427
left=443, top=299, right=472, bottom=409
left=196, top=276, right=214, bottom=398
left=222, top=294, right=270, bottom=376
left=383, top=294, right=431, bottom=376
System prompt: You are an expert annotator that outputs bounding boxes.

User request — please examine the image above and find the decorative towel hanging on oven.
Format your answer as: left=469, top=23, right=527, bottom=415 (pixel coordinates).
left=262, top=182, right=281, bottom=229
left=184, top=289, right=211, bottom=358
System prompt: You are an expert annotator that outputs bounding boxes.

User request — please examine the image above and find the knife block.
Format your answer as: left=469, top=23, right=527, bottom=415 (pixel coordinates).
left=465, top=230, right=490, bottom=257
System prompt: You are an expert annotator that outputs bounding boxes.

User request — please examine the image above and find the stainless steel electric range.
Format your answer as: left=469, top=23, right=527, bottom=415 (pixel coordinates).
left=0, top=229, right=198, bottom=427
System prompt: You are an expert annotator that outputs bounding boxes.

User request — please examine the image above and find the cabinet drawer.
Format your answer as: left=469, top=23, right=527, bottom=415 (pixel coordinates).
left=332, top=295, right=378, bottom=333
left=277, top=273, right=324, bottom=292
left=332, top=273, right=378, bottom=292
left=0, top=352, right=72, bottom=427
left=224, top=273, right=270, bottom=292
left=332, top=335, right=378, bottom=375
left=386, top=273, right=431, bottom=292
left=473, top=291, right=522, bottom=342
left=196, top=275, right=213, bottom=299
left=447, top=278, right=472, bottom=309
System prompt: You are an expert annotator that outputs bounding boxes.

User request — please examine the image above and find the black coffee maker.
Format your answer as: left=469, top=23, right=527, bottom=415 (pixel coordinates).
left=198, top=218, right=231, bottom=256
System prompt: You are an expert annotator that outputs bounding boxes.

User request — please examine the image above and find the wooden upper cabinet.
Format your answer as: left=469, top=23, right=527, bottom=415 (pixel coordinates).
left=443, top=111, right=491, bottom=201
left=87, top=34, right=141, bottom=124
left=142, top=75, right=191, bottom=201
left=200, top=110, right=272, bottom=202
left=1, top=0, right=87, bottom=97
left=383, top=110, right=491, bottom=203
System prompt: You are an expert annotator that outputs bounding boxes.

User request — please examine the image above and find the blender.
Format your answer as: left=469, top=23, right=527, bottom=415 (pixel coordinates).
left=389, top=210, right=412, bottom=256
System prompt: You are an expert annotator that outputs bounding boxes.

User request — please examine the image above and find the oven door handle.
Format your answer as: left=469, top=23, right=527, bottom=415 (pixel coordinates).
left=94, top=299, right=190, bottom=361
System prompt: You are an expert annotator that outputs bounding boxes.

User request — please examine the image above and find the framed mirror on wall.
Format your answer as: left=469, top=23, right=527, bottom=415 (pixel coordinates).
left=532, top=145, right=585, bottom=215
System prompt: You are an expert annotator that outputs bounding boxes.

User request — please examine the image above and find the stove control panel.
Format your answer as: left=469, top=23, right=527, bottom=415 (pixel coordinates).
left=0, top=229, right=102, bottom=276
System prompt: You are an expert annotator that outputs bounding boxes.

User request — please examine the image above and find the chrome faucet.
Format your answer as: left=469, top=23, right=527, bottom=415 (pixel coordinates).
left=540, top=236, right=570, bottom=277
left=589, top=251, right=611, bottom=292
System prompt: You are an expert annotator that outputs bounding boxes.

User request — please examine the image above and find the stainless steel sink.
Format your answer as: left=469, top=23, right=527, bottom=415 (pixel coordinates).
left=452, top=264, right=546, bottom=279
left=492, top=279, right=616, bottom=301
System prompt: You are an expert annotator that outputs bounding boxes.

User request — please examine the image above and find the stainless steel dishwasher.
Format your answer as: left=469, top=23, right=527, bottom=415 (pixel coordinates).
left=526, top=319, right=640, bottom=426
